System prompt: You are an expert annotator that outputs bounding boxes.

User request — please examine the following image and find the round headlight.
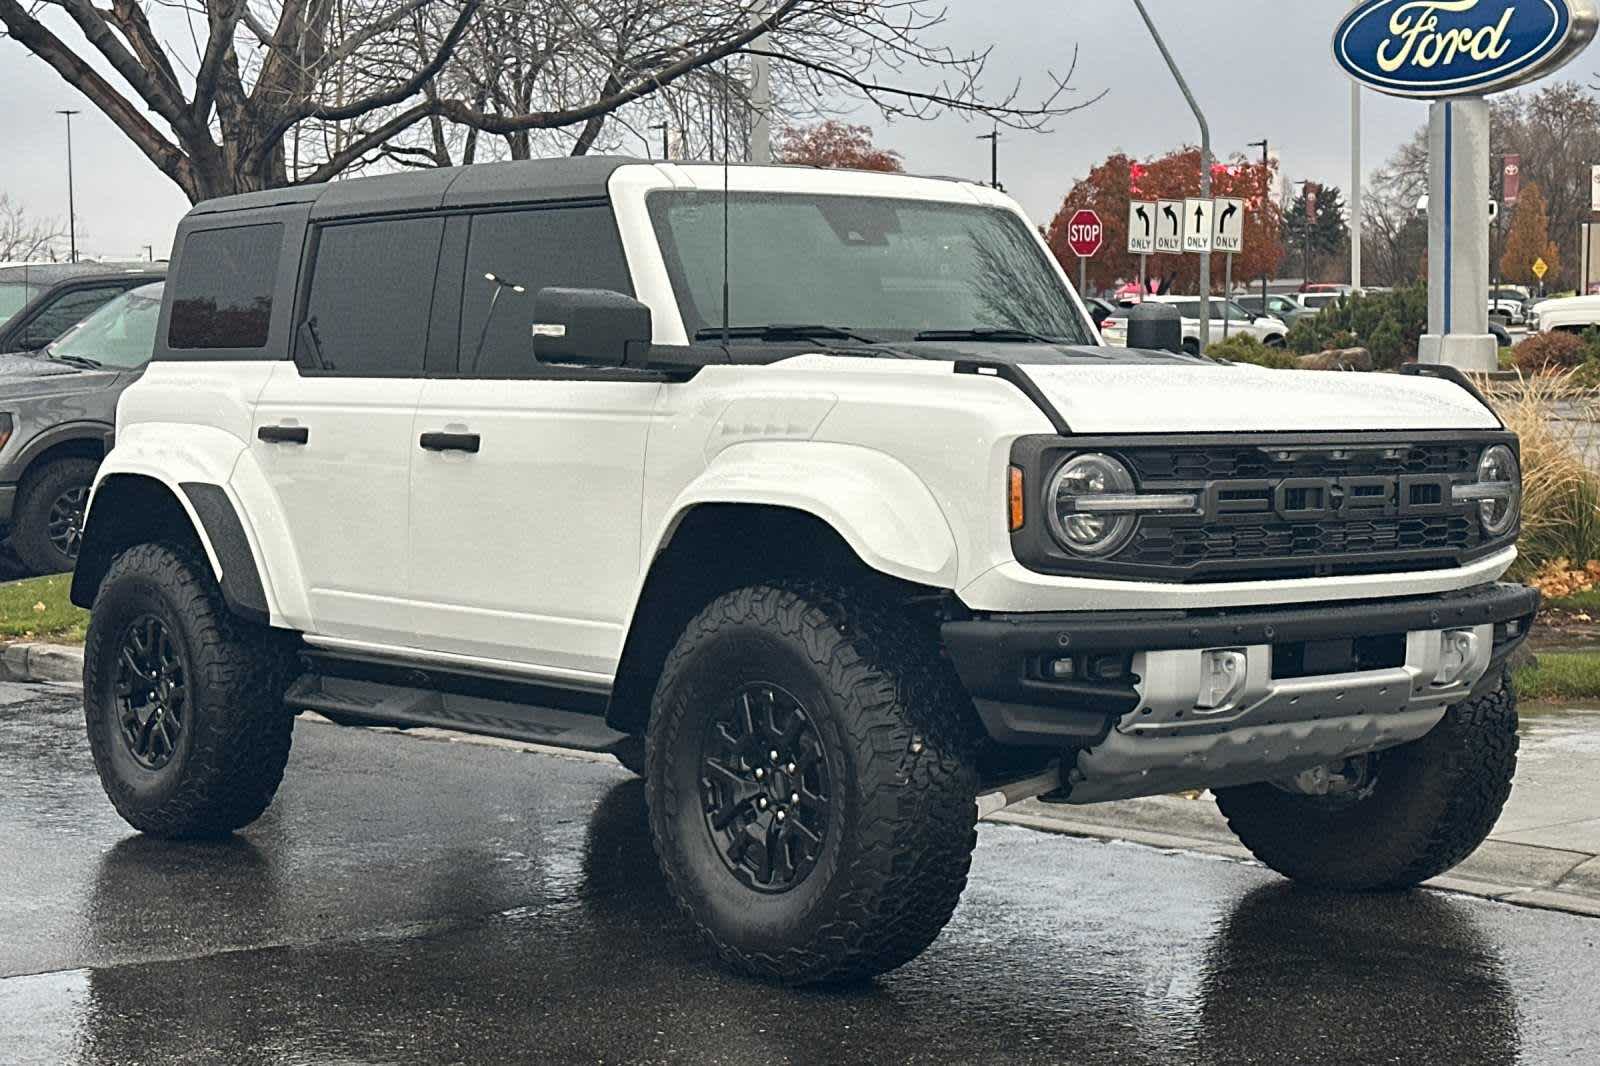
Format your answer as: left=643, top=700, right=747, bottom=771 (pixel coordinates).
left=1477, top=444, right=1520, bottom=537
left=1047, top=453, right=1138, bottom=555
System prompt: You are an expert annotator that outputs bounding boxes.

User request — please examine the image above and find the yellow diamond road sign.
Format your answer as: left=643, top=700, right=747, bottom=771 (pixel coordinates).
left=1533, top=257, right=1549, bottom=279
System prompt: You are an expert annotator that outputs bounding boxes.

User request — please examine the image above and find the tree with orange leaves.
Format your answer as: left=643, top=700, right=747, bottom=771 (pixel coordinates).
left=776, top=121, right=904, bottom=172
left=1045, top=149, right=1283, bottom=294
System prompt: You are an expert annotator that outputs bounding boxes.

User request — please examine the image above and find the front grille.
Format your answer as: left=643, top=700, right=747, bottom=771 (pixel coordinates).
left=1123, top=441, right=1481, bottom=482
left=1122, top=441, right=1486, bottom=581
left=1009, top=432, right=1517, bottom=584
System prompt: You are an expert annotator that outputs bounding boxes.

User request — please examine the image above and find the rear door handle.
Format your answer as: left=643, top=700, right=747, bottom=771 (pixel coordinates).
left=257, top=424, right=309, bottom=445
left=420, top=431, right=481, bottom=454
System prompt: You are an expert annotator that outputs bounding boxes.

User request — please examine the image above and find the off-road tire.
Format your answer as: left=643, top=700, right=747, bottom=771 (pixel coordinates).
left=10, top=456, right=98, bottom=574
left=84, top=543, right=296, bottom=839
left=1214, top=674, right=1518, bottom=890
left=647, top=582, right=980, bottom=984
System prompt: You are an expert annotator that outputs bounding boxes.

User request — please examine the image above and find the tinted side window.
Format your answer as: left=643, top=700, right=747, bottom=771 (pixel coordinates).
left=458, top=205, right=632, bottom=377
left=169, top=224, right=281, bottom=349
left=19, top=285, right=125, bottom=349
left=300, top=217, right=443, bottom=376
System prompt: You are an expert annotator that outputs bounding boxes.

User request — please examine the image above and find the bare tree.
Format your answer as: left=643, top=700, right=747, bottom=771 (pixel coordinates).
left=0, top=194, right=64, bottom=261
left=0, top=0, right=1101, bottom=202
left=1362, top=128, right=1427, bottom=287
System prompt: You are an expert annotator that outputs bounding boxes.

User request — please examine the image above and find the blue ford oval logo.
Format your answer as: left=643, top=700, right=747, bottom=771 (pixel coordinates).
left=1335, top=0, right=1598, bottom=97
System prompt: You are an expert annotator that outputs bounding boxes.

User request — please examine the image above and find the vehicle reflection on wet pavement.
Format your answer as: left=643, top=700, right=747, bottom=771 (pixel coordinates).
left=2, top=683, right=1597, bottom=1065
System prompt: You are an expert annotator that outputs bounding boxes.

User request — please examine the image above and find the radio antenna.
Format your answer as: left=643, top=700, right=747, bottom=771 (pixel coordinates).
left=720, top=69, right=731, bottom=355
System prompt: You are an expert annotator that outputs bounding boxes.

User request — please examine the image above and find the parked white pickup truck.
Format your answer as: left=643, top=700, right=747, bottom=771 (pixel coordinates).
left=1529, top=294, right=1600, bottom=334
left=72, top=157, right=1536, bottom=985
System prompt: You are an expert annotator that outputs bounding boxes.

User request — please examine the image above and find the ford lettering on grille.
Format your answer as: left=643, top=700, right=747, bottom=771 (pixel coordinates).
left=1203, top=475, right=1455, bottom=523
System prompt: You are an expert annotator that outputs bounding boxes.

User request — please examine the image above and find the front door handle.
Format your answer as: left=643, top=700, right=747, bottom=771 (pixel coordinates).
left=420, top=431, right=481, bottom=454
left=258, top=424, right=309, bottom=445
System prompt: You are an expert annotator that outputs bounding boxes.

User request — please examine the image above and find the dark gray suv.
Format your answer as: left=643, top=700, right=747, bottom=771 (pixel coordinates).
left=0, top=282, right=163, bottom=573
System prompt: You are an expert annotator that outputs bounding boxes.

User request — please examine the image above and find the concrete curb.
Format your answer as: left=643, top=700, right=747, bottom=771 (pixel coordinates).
left=0, top=642, right=83, bottom=685
left=13, top=646, right=1598, bottom=920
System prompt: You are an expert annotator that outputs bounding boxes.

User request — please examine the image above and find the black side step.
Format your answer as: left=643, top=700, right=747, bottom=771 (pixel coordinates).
left=286, top=673, right=634, bottom=755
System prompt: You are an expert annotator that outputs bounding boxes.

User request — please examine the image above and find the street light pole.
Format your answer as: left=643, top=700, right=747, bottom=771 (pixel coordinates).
left=977, top=126, right=1000, bottom=189
left=1248, top=138, right=1270, bottom=316
left=649, top=122, right=669, bottom=160
left=1132, top=0, right=1211, bottom=350
left=1351, top=82, right=1363, bottom=290
left=57, top=109, right=80, bottom=263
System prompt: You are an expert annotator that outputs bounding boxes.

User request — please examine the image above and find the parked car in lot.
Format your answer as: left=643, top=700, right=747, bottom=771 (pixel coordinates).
left=1488, top=287, right=1528, bottom=326
left=1237, top=292, right=1315, bottom=327
left=0, top=282, right=163, bottom=574
left=1527, top=294, right=1600, bottom=334
left=0, top=263, right=165, bottom=354
left=1100, top=295, right=1289, bottom=353
left=1083, top=296, right=1118, bottom=328
left=71, top=157, right=1534, bottom=985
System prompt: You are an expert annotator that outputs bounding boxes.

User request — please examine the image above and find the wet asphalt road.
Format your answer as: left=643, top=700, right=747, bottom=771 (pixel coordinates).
left=3, top=682, right=1599, bottom=1065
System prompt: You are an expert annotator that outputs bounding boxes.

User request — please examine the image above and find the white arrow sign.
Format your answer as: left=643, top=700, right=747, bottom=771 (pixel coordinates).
left=1212, top=197, right=1244, bottom=254
left=1155, top=199, right=1184, bottom=254
left=1183, top=198, right=1215, bottom=254
left=1128, top=200, right=1156, bottom=255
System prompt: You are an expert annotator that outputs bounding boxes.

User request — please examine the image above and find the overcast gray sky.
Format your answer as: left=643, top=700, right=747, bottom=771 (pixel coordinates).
left=0, top=0, right=1571, bottom=259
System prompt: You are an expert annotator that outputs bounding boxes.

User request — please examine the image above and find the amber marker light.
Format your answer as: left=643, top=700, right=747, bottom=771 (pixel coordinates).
left=1008, top=466, right=1025, bottom=531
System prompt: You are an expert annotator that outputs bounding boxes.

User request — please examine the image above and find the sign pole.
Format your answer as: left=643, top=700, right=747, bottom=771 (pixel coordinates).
left=1419, top=98, right=1496, bottom=371
left=1140, top=253, right=1148, bottom=296
left=1223, top=253, right=1233, bottom=340
left=1079, top=256, right=1088, bottom=300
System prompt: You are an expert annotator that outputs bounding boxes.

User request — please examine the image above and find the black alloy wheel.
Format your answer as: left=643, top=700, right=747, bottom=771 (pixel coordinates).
left=114, top=614, right=189, bottom=771
left=700, top=683, right=832, bottom=893
left=47, top=483, right=89, bottom=561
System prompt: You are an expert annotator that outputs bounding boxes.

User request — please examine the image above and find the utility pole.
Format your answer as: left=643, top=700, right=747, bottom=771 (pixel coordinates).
left=1297, top=180, right=1315, bottom=285
left=649, top=122, right=669, bottom=160
left=1351, top=83, right=1363, bottom=291
left=1248, top=139, right=1270, bottom=315
left=57, top=109, right=80, bottom=263
left=977, top=126, right=1000, bottom=189
left=142, top=244, right=153, bottom=262
left=748, top=11, right=772, bottom=163
left=1132, top=0, right=1211, bottom=349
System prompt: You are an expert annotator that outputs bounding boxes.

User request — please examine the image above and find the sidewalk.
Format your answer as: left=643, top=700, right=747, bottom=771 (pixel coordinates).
left=8, top=641, right=1599, bottom=917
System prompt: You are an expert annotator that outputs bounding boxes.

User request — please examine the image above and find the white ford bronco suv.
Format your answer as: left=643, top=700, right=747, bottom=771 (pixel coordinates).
left=73, top=158, right=1537, bottom=984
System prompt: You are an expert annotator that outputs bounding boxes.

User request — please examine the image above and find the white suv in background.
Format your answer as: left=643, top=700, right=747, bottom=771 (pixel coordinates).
left=1100, top=295, right=1289, bottom=353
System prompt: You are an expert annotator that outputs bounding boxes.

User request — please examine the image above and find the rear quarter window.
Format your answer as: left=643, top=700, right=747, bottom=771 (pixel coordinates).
left=168, top=223, right=282, bottom=350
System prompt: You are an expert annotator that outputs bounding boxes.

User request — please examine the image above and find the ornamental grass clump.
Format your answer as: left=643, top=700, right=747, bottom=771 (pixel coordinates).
left=1488, top=370, right=1600, bottom=579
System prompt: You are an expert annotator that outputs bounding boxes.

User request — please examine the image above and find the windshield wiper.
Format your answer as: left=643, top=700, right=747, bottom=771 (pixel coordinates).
left=913, top=328, right=1066, bottom=345
left=45, top=352, right=103, bottom=369
left=693, top=324, right=880, bottom=345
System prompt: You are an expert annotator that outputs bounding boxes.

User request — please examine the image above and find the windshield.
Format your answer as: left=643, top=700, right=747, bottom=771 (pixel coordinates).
left=0, top=281, right=43, bottom=328
left=45, top=284, right=163, bottom=369
left=647, top=192, right=1095, bottom=346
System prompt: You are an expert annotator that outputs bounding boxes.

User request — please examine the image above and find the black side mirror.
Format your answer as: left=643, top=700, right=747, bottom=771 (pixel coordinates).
left=532, top=287, right=652, bottom=368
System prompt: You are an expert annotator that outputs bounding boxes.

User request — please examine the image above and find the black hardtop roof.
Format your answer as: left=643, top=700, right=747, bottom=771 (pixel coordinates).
left=189, top=156, right=643, bottom=220
left=186, top=156, right=975, bottom=222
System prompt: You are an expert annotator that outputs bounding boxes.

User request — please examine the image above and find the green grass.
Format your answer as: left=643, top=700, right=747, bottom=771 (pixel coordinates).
left=1515, top=651, right=1600, bottom=703
left=0, top=574, right=89, bottom=642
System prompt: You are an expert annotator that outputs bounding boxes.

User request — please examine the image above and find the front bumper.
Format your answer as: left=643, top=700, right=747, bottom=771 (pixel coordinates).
left=943, top=582, right=1539, bottom=800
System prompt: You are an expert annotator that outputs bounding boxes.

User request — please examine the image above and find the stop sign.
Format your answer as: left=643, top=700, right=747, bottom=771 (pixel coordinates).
left=1066, top=209, right=1104, bottom=258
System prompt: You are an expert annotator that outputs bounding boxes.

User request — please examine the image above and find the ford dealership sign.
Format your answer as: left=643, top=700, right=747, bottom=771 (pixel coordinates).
left=1335, top=0, right=1597, bottom=97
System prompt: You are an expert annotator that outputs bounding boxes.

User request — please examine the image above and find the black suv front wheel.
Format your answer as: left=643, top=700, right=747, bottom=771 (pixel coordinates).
left=84, top=543, right=296, bottom=838
left=646, top=582, right=980, bottom=984
left=10, top=456, right=98, bottom=574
